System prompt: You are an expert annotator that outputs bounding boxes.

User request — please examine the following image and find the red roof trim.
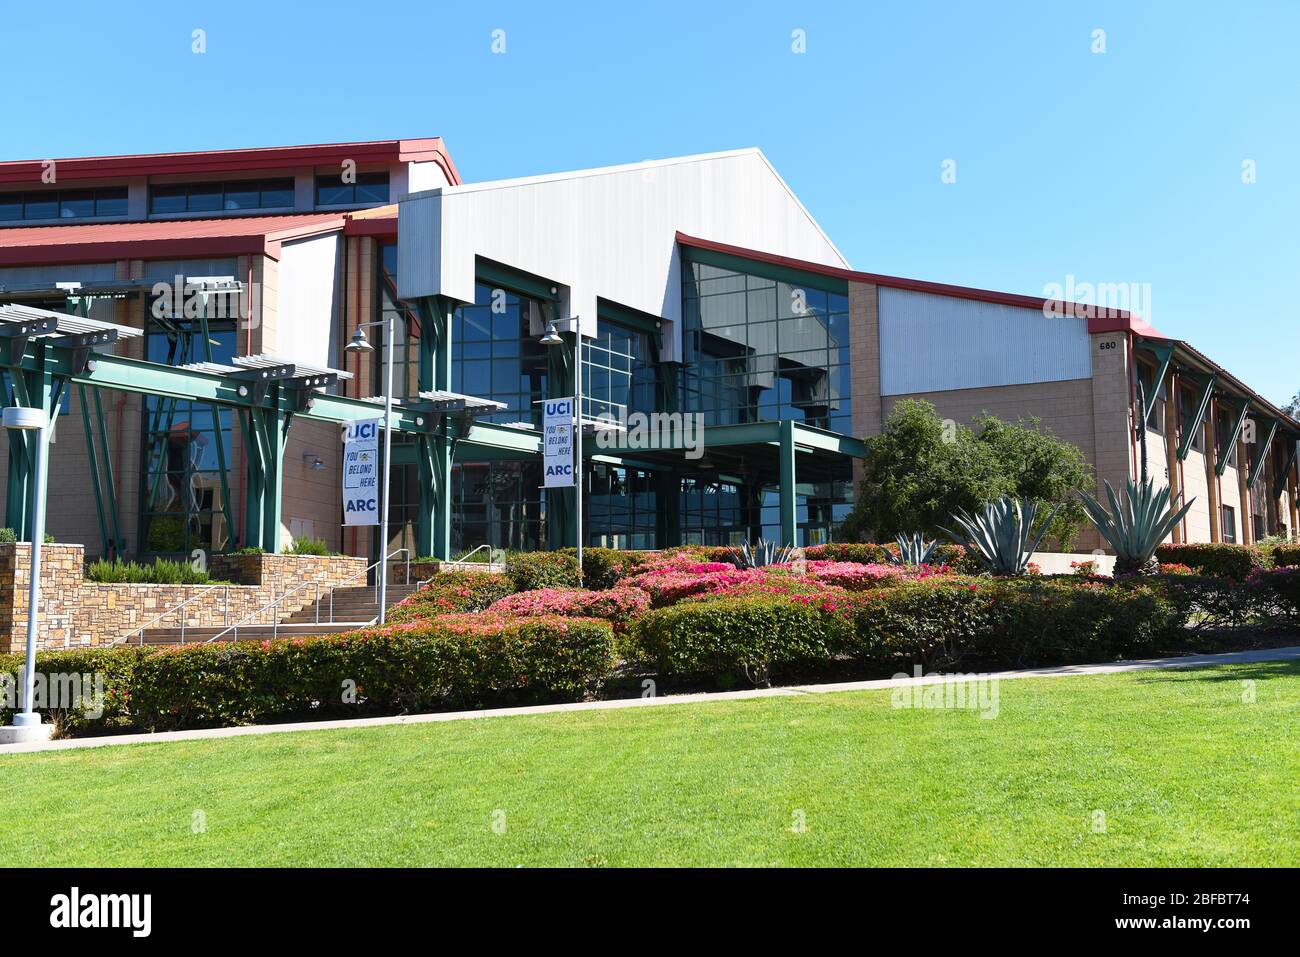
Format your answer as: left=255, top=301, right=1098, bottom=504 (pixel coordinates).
left=0, top=213, right=346, bottom=266
left=0, top=137, right=460, bottom=187
left=675, top=232, right=1161, bottom=337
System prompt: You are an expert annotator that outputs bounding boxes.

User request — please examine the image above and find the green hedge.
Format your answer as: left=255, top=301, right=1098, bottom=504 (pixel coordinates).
left=386, top=571, right=516, bottom=623
left=1155, top=543, right=1265, bottom=580
left=632, top=594, right=856, bottom=682
left=805, top=541, right=979, bottom=572
left=571, top=547, right=654, bottom=590
left=1268, top=544, right=1300, bottom=567
left=1252, top=567, right=1300, bottom=622
left=0, top=647, right=140, bottom=736
left=5, top=617, right=615, bottom=735
left=505, top=551, right=582, bottom=591
left=633, top=577, right=1191, bottom=683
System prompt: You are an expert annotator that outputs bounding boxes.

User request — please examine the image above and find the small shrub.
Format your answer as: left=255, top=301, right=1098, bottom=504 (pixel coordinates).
left=1250, top=567, right=1300, bottom=622
left=0, top=528, right=15, bottom=544
left=86, top=558, right=216, bottom=585
left=505, top=551, right=582, bottom=591
left=575, top=547, right=653, bottom=590
left=1268, top=543, right=1300, bottom=567
left=486, top=586, right=650, bottom=631
left=1155, top=543, right=1265, bottom=581
left=1158, top=573, right=1259, bottom=632
left=850, top=579, right=996, bottom=668
left=805, top=543, right=890, bottom=564
left=286, top=537, right=337, bottom=557
left=632, top=594, right=856, bottom=683
left=0, top=647, right=141, bottom=737
left=387, top=571, right=515, bottom=623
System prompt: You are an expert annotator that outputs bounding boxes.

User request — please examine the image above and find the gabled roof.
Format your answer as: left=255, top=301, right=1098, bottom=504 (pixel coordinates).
left=0, top=213, right=348, bottom=266
left=0, top=137, right=460, bottom=187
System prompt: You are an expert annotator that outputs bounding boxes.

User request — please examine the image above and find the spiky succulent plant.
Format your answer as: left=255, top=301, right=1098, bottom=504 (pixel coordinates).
left=1080, top=478, right=1194, bottom=575
left=939, top=496, right=1057, bottom=576
left=727, top=538, right=796, bottom=570
left=888, top=532, right=938, bottom=566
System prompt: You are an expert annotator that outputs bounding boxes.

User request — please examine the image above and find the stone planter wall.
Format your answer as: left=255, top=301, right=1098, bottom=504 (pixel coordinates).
left=0, top=545, right=368, bottom=653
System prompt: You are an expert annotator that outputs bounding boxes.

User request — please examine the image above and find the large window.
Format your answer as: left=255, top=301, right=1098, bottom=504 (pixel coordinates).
left=681, top=261, right=851, bottom=432
left=583, top=319, right=658, bottom=420
left=1221, top=504, right=1237, bottom=543
left=586, top=464, right=656, bottom=549
left=140, top=312, right=236, bottom=556
left=679, top=477, right=747, bottom=546
left=0, top=186, right=127, bottom=222
left=315, top=172, right=389, bottom=207
left=376, top=244, right=419, bottom=400
left=1178, top=384, right=1204, bottom=453
left=452, top=284, right=549, bottom=426
left=1215, top=408, right=1239, bottom=469
left=149, top=178, right=294, bottom=215
left=452, top=461, right=545, bottom=552
left=1135, top=359, right=1165, bottom=434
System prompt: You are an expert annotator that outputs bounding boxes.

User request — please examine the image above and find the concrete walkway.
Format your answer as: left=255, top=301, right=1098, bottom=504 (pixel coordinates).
left=4, top=644, right=1298, bottom=756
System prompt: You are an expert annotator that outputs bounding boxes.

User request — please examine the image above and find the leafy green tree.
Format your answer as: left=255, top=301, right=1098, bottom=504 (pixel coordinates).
left=841, top=399, right=1092, bottom=549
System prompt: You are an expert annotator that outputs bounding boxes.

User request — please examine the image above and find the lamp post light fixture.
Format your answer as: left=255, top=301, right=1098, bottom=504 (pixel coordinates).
left=540, top=318, right=583, bottom=569
left=345, top=317, right=394, bottom=624
left=0, top=405, right=53, bottom=743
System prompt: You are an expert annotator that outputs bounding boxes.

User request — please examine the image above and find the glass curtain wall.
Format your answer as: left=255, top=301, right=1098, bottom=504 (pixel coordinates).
left=679, top=259, right=854, bottom=544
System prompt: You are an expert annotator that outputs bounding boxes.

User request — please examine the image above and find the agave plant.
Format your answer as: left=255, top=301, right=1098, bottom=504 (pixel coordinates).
left=939, top=496, right=1058, bottom=576
left=727, top=538, right=796, bottom=570
left=888, top=532, right=938, bottom=566
left=1080, top=478, right=1194, bottom=576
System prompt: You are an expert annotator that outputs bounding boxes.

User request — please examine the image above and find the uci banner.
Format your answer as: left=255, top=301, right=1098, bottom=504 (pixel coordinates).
left=543, top=397, right=575, bottom=488
left=343, top=418, right=382, bottom=525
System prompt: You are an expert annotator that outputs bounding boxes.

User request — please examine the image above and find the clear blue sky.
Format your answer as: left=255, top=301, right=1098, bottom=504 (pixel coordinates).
left=6, top=1, right=1296, bottom=405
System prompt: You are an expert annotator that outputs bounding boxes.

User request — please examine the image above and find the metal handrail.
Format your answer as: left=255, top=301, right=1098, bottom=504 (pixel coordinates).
left=415, top=544, right=500, bottom=588
left=204, top=548, right=410, bottom=643
left=112, top=583, right=231, bottom=647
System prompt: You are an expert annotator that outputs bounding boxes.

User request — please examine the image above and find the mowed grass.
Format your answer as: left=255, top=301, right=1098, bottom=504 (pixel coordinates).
left=1, top=662, right=1297, bottom=866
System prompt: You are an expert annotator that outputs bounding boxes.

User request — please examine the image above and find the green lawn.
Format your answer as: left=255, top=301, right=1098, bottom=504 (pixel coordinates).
left=2, top=662, right=1297, bottom=866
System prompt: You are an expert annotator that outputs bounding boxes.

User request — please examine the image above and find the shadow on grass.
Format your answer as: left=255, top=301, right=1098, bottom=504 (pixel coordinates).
left=1133, top=659, right=1300, bottom=686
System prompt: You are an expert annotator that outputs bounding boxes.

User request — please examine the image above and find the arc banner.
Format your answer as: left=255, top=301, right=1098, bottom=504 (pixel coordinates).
left=543, top=397, right=575, bottom=488
left=343, top=418, right=382, bottom=525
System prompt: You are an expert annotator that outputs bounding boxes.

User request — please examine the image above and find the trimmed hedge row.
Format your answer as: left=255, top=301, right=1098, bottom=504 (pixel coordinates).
left=630, top=577, right=1189, bottom=681
left=387, top=570, right=515, bottom=623
left=1155, top=543, right=1266, bottom=581
left=2, top=616, right=616, bottom=735
left=505, top=551, right=582, bottom=591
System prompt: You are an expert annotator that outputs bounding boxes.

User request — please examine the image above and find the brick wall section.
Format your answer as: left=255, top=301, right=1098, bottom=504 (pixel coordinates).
left=0, top=546, right=367, bottom=652
left=847, top=281, right=881, bottom=493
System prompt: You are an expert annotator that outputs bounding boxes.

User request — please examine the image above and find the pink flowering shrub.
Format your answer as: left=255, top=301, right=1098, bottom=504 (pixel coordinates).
left=787, top=560, right=949, bottom=591
left=486, top=586, right=650, bottom=629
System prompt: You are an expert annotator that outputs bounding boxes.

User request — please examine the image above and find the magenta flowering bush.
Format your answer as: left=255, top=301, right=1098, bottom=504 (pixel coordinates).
left=787, top=560, right=950, bottom=591
left=485, top=586, right=651, bottom=629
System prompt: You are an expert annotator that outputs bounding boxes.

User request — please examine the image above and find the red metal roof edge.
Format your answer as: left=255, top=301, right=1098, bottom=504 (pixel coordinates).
left=675, top=232, right=1154, bottom=333
left=0, top=213, right=347, bottom=267
left=677, top=232, right=1297, bottom=435
left=0, top=137, right=460, bottom=187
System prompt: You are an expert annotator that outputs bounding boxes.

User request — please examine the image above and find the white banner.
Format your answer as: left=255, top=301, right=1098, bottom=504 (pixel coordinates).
left=543, top=397, right=575, bottom=488
left=342, top=418, right=381, bottom=525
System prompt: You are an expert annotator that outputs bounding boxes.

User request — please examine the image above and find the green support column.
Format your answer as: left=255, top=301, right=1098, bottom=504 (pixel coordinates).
left=778, top=419, right=798, bottom=547
left=4, top=357, right=60, bottom=541
left=415, top=296, right=455, bottom=558
left=239, top=408, right=267, bottom=549
left=261, top=403, right=289, bottom=553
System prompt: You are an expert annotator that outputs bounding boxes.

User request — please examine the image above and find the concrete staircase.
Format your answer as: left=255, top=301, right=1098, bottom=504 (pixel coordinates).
left=137, top=583, right=419, bottom=645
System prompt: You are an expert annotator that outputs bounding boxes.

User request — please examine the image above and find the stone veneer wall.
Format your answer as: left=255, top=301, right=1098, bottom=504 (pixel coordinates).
left=0, top=545, right=368, bottom=653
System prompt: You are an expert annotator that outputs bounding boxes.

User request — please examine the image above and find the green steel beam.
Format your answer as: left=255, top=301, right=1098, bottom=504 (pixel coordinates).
left=1247, top=417, right=1278, bottom=490
left=790, top=422, right=869, bottom=458
left=1216, top=400, right=1250, bottom=477
left=1137, top=340, right=1175, bottom=424
left=476, top=258, right=560, bottom=302
left=76, top=384, right=112, bottom=557
left=91, top=386, right=126, bottom=555
left=1177, top=373, right=1217, bottom=461
left=1274, top=438, right=1298, bottom=501
left=778, top=419, right=797, bottom=546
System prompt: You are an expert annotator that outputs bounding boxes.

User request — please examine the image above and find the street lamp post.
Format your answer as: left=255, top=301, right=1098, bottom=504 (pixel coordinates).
left=345, top=316, right=395, bottom=625
left=1, top=405, right=53, bottom=743
left=540, top=318, right=582, bottom=568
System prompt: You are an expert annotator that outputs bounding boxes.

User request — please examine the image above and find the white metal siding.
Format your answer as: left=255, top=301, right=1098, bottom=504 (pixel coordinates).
left=879, top=287, right=1091, bottom=395
left=276, top=234, right=341, bottom=372
left=397, top=149, right=847, bottom=362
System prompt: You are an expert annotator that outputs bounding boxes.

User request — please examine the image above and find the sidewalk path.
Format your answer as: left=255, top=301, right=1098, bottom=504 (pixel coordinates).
left=4, top=644, right=1298, bottom=756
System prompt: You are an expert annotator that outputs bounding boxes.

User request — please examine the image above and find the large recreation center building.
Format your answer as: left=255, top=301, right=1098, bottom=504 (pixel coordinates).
left=0, top=136, right=1296, bottom=562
